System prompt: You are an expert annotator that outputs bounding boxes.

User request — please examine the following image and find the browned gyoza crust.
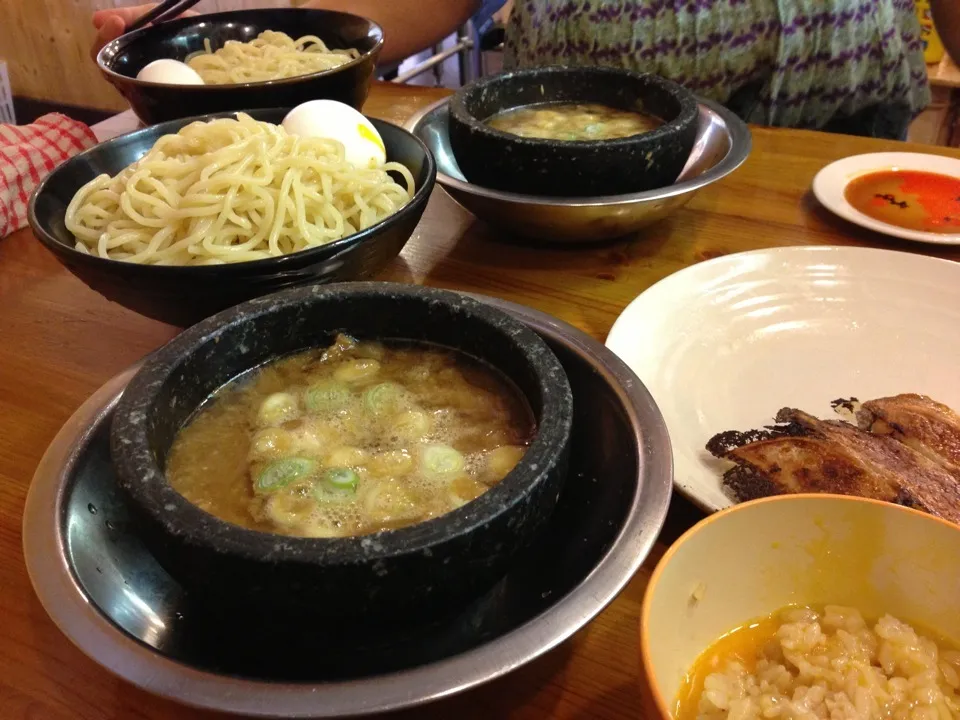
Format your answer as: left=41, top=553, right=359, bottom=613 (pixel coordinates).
left=856, top=394, right=960, bottom=471
left=706, top=408, right=960, bottom=524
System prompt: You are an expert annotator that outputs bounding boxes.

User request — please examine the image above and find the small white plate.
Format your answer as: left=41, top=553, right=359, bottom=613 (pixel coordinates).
left=605, top=246, right=960, bottom=513
left=812, top=152, right=960, bottom=245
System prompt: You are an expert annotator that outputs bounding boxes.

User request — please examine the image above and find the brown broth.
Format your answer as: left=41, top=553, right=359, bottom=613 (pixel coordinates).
left=844, top=169, right=960, bottom=233
left=166, top=335, right=535, bottom=538
left=486, top=102, right=663, bottom=141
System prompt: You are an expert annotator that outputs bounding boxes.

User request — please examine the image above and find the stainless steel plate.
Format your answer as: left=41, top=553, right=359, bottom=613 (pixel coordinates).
left=22, top=295, right=672, bottom=717
left=405, top=97, right=751, bottom=242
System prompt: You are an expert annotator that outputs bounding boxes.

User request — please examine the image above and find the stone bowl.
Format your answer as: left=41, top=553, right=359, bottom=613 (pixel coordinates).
left=448, top=66, right=699, bottom=197
left=109, top=282, right=574, bottom=629
left=23, top=293, right=672, bottom=713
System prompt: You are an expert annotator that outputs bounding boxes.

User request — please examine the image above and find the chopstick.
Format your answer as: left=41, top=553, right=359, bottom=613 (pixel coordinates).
left=126, top=0, right=204, bottom=32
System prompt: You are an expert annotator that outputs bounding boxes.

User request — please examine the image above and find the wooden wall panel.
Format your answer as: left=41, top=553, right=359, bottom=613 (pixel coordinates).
left=0, top=0, right=289, bottom=113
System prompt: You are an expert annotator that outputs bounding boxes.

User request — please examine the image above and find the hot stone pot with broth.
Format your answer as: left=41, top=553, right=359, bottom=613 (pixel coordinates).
left=448, top=66, right=699, bottom=197
left=110, top=283, right=574, bottom=631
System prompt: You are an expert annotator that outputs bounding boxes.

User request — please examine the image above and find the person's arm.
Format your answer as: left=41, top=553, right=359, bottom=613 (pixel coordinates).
left=302, top=0, right=480, bottom=65
left=91, top=5, right=196, bottom=59
left=930, top=0, right=960, bottom=66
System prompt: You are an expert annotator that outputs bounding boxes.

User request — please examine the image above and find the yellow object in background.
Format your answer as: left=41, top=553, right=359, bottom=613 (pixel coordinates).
left=917, top=0, right=946, bottom=64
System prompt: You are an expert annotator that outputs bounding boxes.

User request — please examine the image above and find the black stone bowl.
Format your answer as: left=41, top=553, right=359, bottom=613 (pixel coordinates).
left=28, top=108, right=436, bottom=328
left=448, top=66, right=699, bottom=197
left=109, top=282, right=573, bottom=629
left=96, top=9, right=383, bottom=124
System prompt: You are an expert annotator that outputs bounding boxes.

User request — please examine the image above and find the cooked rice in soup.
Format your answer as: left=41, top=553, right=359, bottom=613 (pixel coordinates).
left=676, top=605, right=960, bottom=720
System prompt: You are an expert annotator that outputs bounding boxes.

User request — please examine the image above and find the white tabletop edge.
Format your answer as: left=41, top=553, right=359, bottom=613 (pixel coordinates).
left=92, top=110, right=139, bottom=142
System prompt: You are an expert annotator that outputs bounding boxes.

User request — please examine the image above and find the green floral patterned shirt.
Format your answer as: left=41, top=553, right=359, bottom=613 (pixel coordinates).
left=504, top=0, right=931, bottom=138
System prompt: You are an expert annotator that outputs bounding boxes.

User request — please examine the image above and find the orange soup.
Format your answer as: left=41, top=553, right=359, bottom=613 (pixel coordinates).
left=844, top=169, right=960, bottom=234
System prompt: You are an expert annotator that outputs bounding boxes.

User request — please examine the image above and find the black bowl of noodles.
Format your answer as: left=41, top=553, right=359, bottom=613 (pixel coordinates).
left=28, top=108, right=436, bottom=327
left=97, top=9, right=383, bottom=125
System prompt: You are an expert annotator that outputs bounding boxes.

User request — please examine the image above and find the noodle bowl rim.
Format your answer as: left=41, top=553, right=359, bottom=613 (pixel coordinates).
left=96, top=10, right=384, bottom=90
left=29, top=109, right=435, bottom=273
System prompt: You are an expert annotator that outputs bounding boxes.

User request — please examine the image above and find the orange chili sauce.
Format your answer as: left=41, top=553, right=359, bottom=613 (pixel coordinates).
left=844, top=169, right=960, bottom=234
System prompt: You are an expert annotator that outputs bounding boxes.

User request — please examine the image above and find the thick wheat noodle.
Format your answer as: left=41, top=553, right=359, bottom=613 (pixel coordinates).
left=185, top=30, right=360, bottom=84
left=65, top=113, right=414, bottom=266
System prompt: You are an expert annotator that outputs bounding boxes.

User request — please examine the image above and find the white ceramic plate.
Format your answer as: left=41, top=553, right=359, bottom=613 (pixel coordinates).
left=812, top=152, right=960, bottom=245
left=605, top=246, right=960, bottom=512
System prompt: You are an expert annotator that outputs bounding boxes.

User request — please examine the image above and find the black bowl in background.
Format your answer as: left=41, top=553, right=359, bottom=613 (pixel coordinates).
left=28, top=108, right=436, bottom=328
left=97, top=9, right=383, bottom=124
left=109, top=282, right=574, bottom=630
left=448, top=66, right=699, bottom=197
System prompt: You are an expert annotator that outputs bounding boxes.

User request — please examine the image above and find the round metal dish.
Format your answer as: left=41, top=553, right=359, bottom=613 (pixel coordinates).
left=22, top=295, right=672, bottom=718
left=405, top=97, right=751, bottom=242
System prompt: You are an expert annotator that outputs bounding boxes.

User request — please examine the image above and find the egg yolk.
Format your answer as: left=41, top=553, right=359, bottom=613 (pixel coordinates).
left=358, top=124, right=385, bottom=152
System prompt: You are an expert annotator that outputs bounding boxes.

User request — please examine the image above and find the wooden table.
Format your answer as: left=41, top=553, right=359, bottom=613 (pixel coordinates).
left=3, top=82, right=960, bottom=720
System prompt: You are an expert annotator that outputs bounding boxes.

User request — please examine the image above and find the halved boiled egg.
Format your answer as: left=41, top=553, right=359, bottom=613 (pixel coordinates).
left=136, top=59, right=205, bottom=85
left=281, top=100, right=386, bottom=169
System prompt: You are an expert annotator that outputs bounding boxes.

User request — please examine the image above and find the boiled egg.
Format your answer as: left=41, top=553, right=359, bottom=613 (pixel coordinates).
left=281, top=100, right=386, bottom=169
left=136, top=59, right=205, bottom=85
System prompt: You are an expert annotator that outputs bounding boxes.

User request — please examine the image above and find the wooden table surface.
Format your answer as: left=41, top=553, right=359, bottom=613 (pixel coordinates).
left=3, top=82, right=960, bottom=720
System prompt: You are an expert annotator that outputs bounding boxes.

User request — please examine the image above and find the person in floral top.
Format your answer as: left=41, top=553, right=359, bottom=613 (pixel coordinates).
left=504, top=1, right=933, bottom=139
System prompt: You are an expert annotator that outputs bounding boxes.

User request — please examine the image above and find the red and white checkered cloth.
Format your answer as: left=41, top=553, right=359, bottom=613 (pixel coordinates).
left=1, top=113, right=97, bottom=239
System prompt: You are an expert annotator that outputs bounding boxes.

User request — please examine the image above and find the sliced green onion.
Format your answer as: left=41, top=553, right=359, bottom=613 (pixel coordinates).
left=304, top=380, right=352, bottom=414
left=324, top=467, right=359, bottom=491
left=363, top=382, right=405, bottom=415
left=422, top=444, right=465, bottom=478
left=256, top=457, right=316, bottom=493
left=313, top=468, right=359, bottom=502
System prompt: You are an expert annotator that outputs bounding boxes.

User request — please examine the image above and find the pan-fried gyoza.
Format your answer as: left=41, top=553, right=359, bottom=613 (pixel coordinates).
left=707, top=395, right=960, bottom=524
left=855, top=394, right=960, bottom=471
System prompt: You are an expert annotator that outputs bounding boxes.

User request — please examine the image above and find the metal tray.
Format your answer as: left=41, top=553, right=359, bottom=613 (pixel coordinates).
left=406, top=97, right=751, bottom=242
left=22, top=295, right=672, bottom=717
